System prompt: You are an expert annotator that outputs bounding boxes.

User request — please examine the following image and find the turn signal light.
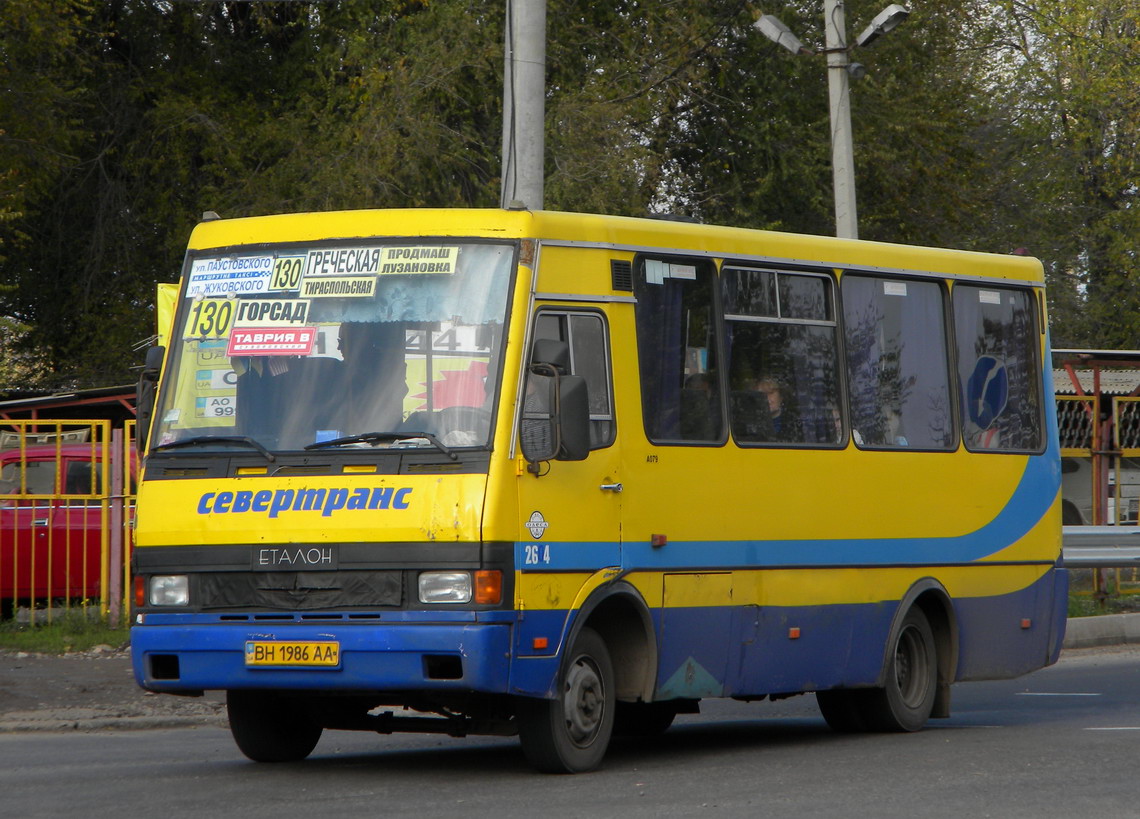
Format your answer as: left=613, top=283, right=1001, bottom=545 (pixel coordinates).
left=475, top=570, right=502, bottom=605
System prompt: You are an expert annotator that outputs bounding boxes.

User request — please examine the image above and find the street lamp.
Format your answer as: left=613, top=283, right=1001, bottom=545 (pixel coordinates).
left=754, top=2, right=909, bottom=239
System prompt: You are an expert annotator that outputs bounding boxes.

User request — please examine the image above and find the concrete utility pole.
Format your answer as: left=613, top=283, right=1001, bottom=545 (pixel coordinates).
left=823, top=0, right=858, bottom=239
left=500, top=0, right=546, bottom=210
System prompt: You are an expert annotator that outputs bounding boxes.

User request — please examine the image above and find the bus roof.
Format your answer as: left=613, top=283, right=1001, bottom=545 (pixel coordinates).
left=186, top=208, right=1044, bottom=284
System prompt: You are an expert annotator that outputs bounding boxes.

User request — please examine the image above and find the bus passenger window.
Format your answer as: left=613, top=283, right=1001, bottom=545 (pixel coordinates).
left=842, top=276, right=954, bottom=450
left=953, top=285, right=1043, bottom=452
left=722, top=267, right=841, bottom=446
left=633, top=257, right=723, bottom=444
left=532, top=310, right=615, bottom=449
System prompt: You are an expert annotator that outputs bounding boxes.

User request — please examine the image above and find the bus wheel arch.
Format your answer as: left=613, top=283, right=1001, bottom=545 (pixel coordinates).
left=573, top=581, right=658, bottom=704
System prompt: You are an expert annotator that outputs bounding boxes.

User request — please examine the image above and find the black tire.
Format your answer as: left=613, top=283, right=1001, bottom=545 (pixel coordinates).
left=516, top=627, right=615, bottom=773
left=815, top=688, right=873, bottom=733
left=613, top=701, right=677, bottom=738
left=865, top=607, right=938, bottom=732
left=227, top=691, right=323, bottom=763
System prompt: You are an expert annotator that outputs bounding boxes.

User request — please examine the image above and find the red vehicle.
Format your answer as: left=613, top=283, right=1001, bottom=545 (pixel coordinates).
left=0, top=444, right=118, bottom=607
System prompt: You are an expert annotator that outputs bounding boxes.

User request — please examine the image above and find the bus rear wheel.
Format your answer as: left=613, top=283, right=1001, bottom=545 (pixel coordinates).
left=816, top=688, right=873, bottom=732
left=227, top=691, right=323, bottom=762
left=866, top=607, right=937, bottom=731
left=516, top=627, right=615, bottom=773
left=816, top=607, right=937, bottom=733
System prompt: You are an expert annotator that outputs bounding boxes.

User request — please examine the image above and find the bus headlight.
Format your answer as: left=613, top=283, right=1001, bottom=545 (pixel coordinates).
left=418, top=571, right=472, bottom=604
left=149, top=575, right=190, bottom=606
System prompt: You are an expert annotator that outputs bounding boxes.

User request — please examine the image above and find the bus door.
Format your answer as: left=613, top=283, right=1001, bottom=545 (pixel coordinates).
left=515, top=308, right=620, bottom=655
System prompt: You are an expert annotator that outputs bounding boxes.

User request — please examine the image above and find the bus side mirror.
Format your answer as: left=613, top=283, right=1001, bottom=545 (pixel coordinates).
left=520, top=339, right=590, bottom=469
left=556, top=374, right=590, bottom=461
left=519, top=371, right=590, bottom=467
left=135, top=345, right=165, bottom=455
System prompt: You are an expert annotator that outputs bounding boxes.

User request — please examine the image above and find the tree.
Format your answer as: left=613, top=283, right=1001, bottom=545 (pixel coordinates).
left=2, top=0, right=1140, bottom=389
left=973, top=0, right=1140, bottom=346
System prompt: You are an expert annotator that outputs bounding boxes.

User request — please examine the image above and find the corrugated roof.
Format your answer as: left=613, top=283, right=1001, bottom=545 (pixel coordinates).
left=1053, top=369, right=1140, bottom=395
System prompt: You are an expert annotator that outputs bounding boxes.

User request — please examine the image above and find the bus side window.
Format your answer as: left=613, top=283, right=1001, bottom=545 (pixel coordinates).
left=532, top=310, right=615, bottom=449
left=722, top=267, right=841, bottom=446
left=633, top=256, right=724, bottom=444
left=842, top=275, right=954, bottom=450
left=952, top=285, right=1043, bottom=452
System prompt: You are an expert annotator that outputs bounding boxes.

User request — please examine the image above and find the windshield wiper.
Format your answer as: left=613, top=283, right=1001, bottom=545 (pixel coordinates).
left=304, top=431, right=457, bottom=460
left=153, top=435, right=276, bottom=462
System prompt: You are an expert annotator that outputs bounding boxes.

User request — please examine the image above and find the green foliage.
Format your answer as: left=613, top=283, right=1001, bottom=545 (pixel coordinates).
left=1, top=0, right=1139, bottom=387
left=0, top=611, right=127, bottom=655
left=972, top=0, right=1140, bottom=346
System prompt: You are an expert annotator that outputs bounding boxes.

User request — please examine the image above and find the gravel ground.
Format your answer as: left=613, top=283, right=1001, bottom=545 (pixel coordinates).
left=0, top=646, right=225, bottom=732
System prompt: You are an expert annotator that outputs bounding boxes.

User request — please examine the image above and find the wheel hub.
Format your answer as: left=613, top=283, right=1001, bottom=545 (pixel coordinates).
left=563, top=657, right=604, bottom=745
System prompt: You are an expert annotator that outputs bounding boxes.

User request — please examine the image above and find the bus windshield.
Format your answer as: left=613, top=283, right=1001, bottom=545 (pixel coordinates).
left=151, top=240, right=516, bottom=455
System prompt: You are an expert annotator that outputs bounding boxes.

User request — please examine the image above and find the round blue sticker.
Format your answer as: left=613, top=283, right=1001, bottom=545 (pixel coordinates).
left=966, top=356, right=1008, bottom=429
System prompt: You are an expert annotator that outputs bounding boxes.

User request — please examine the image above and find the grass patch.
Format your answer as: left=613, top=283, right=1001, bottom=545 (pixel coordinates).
left=1068, top=592, right=1140, bottom=618
left=0, top=612, right=128, bottom=654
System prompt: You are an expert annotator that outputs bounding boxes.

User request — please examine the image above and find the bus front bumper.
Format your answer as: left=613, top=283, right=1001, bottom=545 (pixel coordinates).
left=130, top=617, right=513, bottom=695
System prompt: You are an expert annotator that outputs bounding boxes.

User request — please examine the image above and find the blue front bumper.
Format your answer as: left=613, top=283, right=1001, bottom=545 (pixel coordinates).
left=131, top=615, right=514, bottom=695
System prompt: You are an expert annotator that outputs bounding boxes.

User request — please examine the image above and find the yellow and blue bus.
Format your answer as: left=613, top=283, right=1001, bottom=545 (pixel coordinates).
left=130, top=208, right=1065, bottom=772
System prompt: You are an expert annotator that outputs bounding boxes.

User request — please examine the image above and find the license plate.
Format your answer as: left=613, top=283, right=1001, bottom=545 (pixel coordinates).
left=244, top=641, right=340, bottom=667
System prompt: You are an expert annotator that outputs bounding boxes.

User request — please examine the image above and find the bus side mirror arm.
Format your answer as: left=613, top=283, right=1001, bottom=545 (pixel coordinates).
left=135, top=345, right=165, bottom=456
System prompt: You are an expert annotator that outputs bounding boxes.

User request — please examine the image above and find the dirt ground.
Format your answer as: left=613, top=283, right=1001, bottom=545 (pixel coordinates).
left=0, top=646, right=225, bottom=730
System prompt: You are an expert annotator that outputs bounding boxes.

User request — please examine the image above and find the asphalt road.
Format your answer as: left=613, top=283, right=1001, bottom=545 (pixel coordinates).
left=1, top=645, right=1137, bottom=819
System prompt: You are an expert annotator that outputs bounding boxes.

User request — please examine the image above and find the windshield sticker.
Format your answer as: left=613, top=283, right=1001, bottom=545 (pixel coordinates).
left=184, top=298, right=237, bottom=340
left=306, top=247, right=383, bottom=276
left=195, top=394, right=235, bottom=419
left=187, top=256, right=273, bottom=297
left=194, top=338, right=230, bottom=364
left=232, top=298, right=311, bottom=327
left=226, top=327, right=317, bottom=356
left=379, top=246, right=459, bottom=276
left=195, top=368, right=237, bottom=391
left=300, top=275, right=377, bottom=298
left=269, top=255, right=307, bottom=291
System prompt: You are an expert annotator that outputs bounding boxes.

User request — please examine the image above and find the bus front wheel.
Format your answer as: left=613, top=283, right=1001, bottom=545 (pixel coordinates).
left=227, top=691, right=323, bottom=762
left=613, top=701, right=678, bottom=737
left=516, top=627, right=615, bottom=773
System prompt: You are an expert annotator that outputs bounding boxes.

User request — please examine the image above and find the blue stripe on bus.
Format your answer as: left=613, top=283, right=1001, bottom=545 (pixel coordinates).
left=518, top=445, right=1060, bottom=572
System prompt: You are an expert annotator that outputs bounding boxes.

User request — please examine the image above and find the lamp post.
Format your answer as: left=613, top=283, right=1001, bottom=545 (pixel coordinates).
left=755, top=3, right=909, bottom=240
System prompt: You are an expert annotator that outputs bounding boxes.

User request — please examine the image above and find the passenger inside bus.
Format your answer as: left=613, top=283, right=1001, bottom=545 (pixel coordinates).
left=755, top=376, right=800, bottom=442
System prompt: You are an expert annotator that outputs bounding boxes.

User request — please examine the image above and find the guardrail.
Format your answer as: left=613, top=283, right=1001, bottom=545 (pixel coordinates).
left=1062, top=526, right=1140, bottom=568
